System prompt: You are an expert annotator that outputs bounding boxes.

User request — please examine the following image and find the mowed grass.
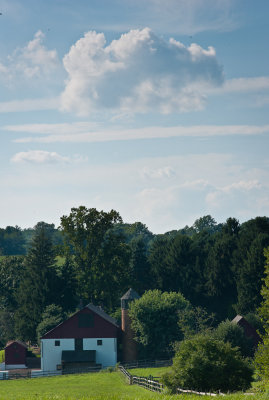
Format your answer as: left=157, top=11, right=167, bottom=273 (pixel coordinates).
left=0, top=371, right=163, bottom=400
left=0, top=371, right=267, bottom=400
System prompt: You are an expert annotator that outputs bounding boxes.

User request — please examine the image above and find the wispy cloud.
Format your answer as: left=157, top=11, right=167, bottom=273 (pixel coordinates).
left=9, top=123, right=269, bottom=144
left=212, top=76, right=269, bottom=94
left=0, top=97, right=59, bottom=113
left=99, top=0, right=239, bottom=35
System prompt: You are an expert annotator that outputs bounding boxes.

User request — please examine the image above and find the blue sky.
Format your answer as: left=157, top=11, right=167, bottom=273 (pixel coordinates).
left=0, top=0, right=268, bottom=233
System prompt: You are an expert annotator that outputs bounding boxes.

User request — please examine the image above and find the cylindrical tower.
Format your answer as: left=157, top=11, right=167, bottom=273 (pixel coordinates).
left=121, top=288, right=140, bottom=362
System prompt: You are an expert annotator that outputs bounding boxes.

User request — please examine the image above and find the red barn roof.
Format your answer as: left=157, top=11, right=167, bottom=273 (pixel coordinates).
left=42, top=304, right=119, bottom=339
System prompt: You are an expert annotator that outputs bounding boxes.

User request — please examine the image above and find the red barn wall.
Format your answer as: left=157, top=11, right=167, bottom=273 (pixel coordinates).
left=5, top=342, right=26, bottom=365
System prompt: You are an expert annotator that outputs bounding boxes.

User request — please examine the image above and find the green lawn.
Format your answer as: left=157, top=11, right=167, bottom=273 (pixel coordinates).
left=0, top=371, right=164, bottom=400
left=0, top=370, right=267, bottom=400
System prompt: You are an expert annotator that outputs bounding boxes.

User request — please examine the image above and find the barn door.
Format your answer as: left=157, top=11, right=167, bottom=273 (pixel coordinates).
left=75, top=338, right=83, bottom=351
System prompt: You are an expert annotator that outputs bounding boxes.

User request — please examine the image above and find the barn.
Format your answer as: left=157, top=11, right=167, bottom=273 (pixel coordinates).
left=5, top=340, right=27, bottom=370
left=41, top=303, right=118, bottom=372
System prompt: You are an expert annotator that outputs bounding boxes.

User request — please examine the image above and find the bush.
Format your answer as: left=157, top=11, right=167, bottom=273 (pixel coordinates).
left=161, top=334, right=253, bottom=393
left=255, top=336, right=269, bottom=383
left=213, top=319, right=255, bottom=357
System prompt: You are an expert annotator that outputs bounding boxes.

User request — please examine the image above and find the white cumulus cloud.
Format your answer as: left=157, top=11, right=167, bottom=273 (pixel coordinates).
left=12, top=30, right=59, bottom=78
left=61, top=28, right=224, bottom=115
left=0, top=31, right=60, bottom=86
left=11, top=150, right=69, bottom=164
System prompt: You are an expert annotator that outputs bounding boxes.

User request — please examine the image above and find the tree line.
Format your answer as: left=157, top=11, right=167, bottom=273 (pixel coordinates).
left=0, top=207, right=269, bottom=347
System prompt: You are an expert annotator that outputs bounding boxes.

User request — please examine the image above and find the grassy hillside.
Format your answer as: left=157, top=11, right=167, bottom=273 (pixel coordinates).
left=0, top=371, right=266, bottom=400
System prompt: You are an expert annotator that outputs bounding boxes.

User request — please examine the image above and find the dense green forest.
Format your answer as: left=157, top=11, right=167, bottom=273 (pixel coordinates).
left=0, top=207, right=269, bottom=350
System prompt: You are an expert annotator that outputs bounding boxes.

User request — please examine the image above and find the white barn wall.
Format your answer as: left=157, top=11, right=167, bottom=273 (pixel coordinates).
left=41, top=339, right=74, bottom=371
left=83, top=338, right=117, bottom=368
left=41, top=338, right=117, bottom=371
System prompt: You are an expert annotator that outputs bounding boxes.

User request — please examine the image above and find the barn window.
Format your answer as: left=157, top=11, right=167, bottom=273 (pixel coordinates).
left=78, top=314, right=94, bottom=328
left=55, top=340, right=60, bottom=346
left=97, top=340, right=102, bottom=346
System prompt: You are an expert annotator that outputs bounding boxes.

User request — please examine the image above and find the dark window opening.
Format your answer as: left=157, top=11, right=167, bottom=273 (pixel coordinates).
left=75, top=338, right=83, bottom=351
left=55, top=340, right=60, bottom=346
left=78, top=313, right=94, bottom=328
left=97, top=340, right=102, bottom=346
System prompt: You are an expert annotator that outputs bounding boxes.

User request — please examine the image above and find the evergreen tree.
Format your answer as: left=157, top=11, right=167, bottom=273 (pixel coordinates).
left=235, top=233, right=269, bottom=315
left=129, top=237, right=151, bottom=294
left=14, top=226, right=58, bottom=342
left=165, top=234, right=200, bottom=303
left=56, top=255, right=78, bottom=312
left=148, top=235, right=171, bottom=291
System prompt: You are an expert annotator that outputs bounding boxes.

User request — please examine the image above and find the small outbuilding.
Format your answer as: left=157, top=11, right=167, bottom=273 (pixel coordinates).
left=5, top=340, right=27, bottom=370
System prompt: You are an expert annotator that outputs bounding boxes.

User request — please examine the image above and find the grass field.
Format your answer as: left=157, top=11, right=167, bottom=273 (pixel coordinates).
left=0, top=371, right=267, bottom=400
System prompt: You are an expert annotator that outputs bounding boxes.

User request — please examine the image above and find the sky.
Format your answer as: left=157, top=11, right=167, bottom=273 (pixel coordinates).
left=0, top=0, right=269, bottom=233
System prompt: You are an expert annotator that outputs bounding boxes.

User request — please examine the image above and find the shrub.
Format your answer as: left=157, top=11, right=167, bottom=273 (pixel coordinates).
left=213, top=319, right=255, bottom=357
left=255, top=337, right=269, bottom=383
left=161, top=333, right=253, bottom=393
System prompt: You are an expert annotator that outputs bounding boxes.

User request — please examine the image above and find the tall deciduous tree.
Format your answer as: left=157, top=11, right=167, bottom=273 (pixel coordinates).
left=60, top=206, right=127, bottom=307
left=91, top=229, right=131, bottom=311
left=129, top=290, right=190, bottom=358
left=14, top=226, right=58, bottom=342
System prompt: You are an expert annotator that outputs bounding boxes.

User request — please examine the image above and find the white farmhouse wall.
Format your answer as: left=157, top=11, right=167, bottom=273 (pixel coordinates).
left=41, top=339, right=74, bottom=371
left=41, top=338, right=117, bottom=371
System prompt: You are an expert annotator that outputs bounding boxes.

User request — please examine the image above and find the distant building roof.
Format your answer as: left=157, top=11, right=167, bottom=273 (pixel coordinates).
left=232, top=315, right=244, bottom=324
left=5, top=340, right=27, bottom=349
left=121, top=288, right=140, bottom=301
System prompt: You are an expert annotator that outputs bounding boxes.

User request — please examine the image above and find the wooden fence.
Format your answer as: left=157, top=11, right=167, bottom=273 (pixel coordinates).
left=118, top=364, right=225, bottom=396
left=0, top=366, right=101, bottom=380
left=118, top=365, right=163, bottom=392
left=121, top=359, right=172, bottom=369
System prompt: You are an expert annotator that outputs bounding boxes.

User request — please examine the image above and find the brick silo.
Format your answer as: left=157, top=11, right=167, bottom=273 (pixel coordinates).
left=121, top=288, right=140, bottom=362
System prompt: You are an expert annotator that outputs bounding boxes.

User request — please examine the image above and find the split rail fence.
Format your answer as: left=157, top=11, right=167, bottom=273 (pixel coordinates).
left=118, top=364, right=225, bottom=396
